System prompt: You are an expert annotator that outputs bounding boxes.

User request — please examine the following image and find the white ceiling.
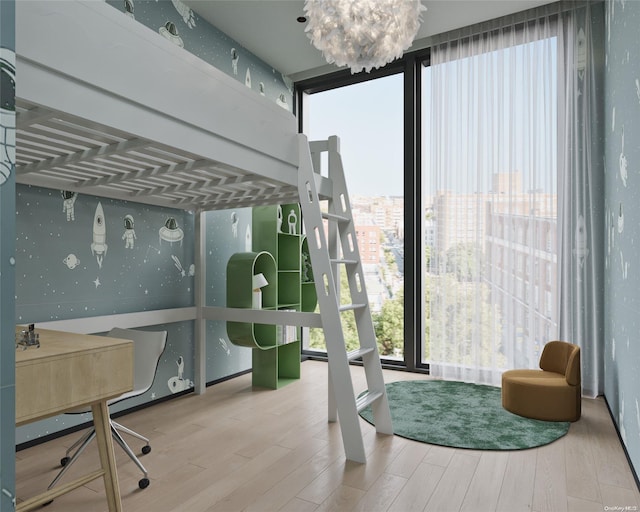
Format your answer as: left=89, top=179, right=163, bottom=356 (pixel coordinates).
left=184, top=0, right=557, bottom=80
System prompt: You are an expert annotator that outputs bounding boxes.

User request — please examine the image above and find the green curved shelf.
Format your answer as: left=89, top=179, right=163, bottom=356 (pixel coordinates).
left=225, top=203, right=317, bottom=389
left=226, top=251, right=277, bottom=349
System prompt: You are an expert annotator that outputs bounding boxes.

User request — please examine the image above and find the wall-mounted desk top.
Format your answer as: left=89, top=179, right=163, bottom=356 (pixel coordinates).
left=15, top=327, right=133, bottom=512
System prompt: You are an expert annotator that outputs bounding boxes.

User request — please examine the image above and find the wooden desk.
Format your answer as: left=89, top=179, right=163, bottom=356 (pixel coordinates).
left=15, top=327, right=133, bottom=512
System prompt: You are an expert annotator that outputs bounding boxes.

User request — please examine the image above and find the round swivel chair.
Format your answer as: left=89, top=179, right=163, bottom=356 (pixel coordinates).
left=501, top=340, right=581, bottom=422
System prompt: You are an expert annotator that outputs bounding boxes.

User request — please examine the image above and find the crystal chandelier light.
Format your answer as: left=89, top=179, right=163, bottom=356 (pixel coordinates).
left=303, top=0, right=426, bottom=74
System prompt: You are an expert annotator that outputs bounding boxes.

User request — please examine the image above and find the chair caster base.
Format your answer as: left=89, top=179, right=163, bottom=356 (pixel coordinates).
left=139, top=478, right=150, bottom=489
left=60, top=456, right=70, bottom=467
left=141, top=445, right=151, bottom=455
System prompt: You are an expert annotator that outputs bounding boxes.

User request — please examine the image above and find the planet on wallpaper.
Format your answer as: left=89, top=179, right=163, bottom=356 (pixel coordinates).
left=91, top=202, right=108, bottom=269
left=0, top=47, right=16, bottom=187
left=171, top=0, right=196, bottom=29
left=122, top=214, right=137, bottom=249
left=159, top=217, right=184, bottom=245
left=61, top=190, right=77, bottom=221
left=167, top=355, right=193, bottom=393
left=63, top=253, right=81, bottom=269
left=124, top=0, right=135, bottom=19
left=231, top=48, right=239, bottom=75
left=245, top=68, right=252, bottom=89
left=159, top=21, right=184, bottom=48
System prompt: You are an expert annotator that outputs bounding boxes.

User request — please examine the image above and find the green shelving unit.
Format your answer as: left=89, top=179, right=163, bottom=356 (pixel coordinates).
left=226, top=203, right=317, bottom=389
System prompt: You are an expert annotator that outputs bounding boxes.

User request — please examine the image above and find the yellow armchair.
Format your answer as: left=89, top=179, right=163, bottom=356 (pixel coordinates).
left=501, top=340, right=581, bottom=422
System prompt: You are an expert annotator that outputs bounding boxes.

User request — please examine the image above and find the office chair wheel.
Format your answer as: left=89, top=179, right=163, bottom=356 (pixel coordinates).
left=141, top=445, right=151, bottom=455
left=60, top=456, right=70, bottom=467
left=138, top=478, right=150, bottom=489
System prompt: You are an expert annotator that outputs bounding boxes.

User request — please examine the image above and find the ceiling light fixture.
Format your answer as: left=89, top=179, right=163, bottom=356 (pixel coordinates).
left=303, top=0, right=426, bottom=74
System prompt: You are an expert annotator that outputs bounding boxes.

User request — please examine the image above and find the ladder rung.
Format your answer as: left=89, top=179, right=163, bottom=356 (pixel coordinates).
left=338, top=303, right=366, bottom=312
left=330, top=258, right=358, bottom=265
left=347, top=347, right=375, bottom=361
left=322, top=211, right=349, bottom=223
left=355, top=391, right=384, bottom=413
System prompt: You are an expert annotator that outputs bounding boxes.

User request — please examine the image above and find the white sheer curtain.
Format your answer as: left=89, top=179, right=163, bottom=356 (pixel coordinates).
left=423, top=10, right=561, bottom=385
left=557, top=2, right=605, bottom=398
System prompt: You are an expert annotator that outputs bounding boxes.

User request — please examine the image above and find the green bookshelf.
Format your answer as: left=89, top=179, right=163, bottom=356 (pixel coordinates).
left=226, top=203, right=317, bottom=389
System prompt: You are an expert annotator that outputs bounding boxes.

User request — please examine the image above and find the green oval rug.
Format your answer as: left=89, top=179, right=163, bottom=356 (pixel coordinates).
left=359, top=380, right=570, bottom=450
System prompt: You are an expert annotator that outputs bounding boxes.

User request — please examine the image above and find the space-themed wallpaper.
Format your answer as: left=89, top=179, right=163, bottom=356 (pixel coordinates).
left=13, top=185, right=254, bottom=443
left=204, top=208, right=253, bottom=380
left=604, top=0, right=640, bottom=482
left=0, top=0, right=16, bottom=504
left=14, top=185, right=196, bottom=442
left=105, top=0, right=293, bottom=111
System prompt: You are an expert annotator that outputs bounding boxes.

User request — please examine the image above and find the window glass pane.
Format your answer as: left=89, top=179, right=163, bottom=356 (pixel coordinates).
left=303, top=73, right=405, bottom=360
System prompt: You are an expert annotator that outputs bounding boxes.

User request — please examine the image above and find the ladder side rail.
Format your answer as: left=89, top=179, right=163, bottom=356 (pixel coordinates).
left=310, top=143, right=340, bottom=424
left=298, top=134, right=367, bottom=463
left=327, top=136, right=393, bottom=435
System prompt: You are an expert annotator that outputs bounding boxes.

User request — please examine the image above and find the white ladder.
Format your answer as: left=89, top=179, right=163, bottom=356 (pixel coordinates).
left=297, top=134, right=393, bottom=463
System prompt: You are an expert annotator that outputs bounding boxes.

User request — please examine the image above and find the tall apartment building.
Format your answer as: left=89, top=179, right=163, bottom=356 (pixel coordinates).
left=430, top=172, right=558, bottom=368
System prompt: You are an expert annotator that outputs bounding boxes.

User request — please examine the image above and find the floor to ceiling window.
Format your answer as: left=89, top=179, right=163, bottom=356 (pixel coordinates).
left=297, top=7, right=567, bottom=380
left=421, top=19, right=559, bottom=385
left=298, top=71, right=405, bottom=362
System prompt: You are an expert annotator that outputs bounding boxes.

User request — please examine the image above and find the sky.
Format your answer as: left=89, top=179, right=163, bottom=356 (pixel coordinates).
left=305, top=36, right=557, bottom=199
left=306, top=73, right=404, bottom=197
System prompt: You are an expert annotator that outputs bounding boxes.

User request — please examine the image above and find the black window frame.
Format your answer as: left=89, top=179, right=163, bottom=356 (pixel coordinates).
left=295, top=49, right=430, bottom=374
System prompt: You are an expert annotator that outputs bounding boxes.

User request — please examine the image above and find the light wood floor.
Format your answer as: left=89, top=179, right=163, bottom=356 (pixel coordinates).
left=16, top=361, right=640, bottom=512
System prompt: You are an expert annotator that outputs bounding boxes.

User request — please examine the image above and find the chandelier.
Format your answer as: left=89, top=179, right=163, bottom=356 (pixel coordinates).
left=303, top=0, right=426, bottom=74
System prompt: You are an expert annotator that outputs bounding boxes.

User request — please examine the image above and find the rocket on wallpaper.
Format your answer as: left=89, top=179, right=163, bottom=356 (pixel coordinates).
left=0, top=47, right=16, bottom=187
left=171, top=0, right=195, bottom=29
left=91, top=202, right=108, bottom=269
left=619, top=127, right=627, bottom=187
left=245, top=67, right=252, bottom=89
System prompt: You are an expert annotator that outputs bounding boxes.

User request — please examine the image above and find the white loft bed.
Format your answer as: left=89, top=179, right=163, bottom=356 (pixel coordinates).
left=15, top=1, right=328, bottom=394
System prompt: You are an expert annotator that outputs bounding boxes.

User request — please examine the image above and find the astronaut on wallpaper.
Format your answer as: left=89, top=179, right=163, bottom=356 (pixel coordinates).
left=91, top=202, right=108, bottom=268
left=231, top=211, right=238, bottom=238
left=231, top=48, right=239, bottom=75
left=0, top=47, right=16, bottom=187
left=61, top=190, right=78, bottom=221
left=122, top=214, right=137, bottom=249
left=167, top=355, right=193, bottom=393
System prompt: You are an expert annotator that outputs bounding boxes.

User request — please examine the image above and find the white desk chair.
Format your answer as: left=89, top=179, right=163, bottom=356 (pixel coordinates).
left=48, top=328, right=167, bottom=490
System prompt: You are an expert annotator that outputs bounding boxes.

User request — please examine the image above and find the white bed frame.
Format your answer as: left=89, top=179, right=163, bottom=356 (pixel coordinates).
left=15, top=1, right=327, bottom=394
